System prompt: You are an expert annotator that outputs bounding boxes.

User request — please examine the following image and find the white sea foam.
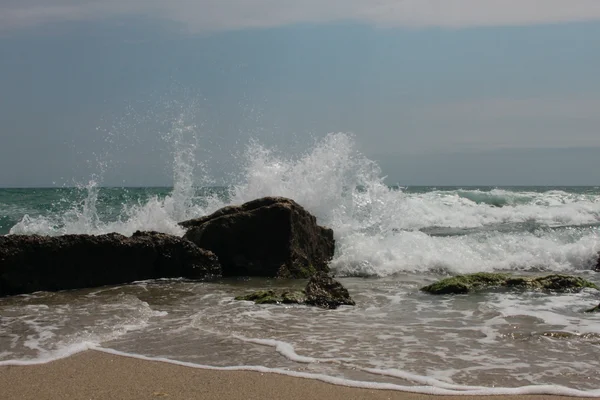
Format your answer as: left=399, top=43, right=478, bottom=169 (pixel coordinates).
left=334, top=227, right=599, bottom=276
left=0, top=293, right=165, bottom=362
left=233, top=336, right=322, bottom=364
left=0, top=342, right=98, bottom=366
left=2, top=274, right=600, bottom=392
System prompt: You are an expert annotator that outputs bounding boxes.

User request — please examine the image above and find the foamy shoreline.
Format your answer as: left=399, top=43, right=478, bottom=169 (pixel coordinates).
left=0, top=349, right=596, bottom=400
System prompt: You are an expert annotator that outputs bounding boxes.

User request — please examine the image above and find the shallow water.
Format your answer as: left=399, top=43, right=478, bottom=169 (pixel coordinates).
left=2, top=274, right=600, bottom=393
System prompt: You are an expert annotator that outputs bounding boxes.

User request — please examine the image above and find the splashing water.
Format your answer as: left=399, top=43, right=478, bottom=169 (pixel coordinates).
left=10, top=114, right=209, bottom=236
left=226, top=133, right=599, bottom=276
left=6, top=129, right=600, bottom=277
left=162, top=114, right=199, bottom=222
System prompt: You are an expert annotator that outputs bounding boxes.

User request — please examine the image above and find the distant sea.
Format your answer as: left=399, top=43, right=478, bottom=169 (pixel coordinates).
left=1, top=133, right=599, bottom=396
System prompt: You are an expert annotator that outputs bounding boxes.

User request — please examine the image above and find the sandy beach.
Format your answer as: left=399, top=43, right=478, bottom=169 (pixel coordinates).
left=0, top=350, right=591, bottom=400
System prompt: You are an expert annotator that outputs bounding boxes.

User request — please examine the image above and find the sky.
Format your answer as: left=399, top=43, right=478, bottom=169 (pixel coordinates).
left=1, top=0, right=599, bottom=187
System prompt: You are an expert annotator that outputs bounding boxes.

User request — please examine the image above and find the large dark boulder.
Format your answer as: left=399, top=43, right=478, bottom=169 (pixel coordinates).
left=180, top=197, right=334, bottom=278
left=0, top=231, right=221, bottom=297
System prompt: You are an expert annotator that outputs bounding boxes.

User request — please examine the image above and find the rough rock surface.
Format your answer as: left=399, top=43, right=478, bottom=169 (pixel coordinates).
left=0, top=231, right=221, bottom=297
left=235, top=289, right=306, bottom=305
left=305, top=272, right=355, bottom=309
left=596, top=252, right=600, bottom=271
left=181, top=197, right=334, bottom=278
left=420, top=272, right=598, bottom=295
left=235, top=272, right=355, bottom=309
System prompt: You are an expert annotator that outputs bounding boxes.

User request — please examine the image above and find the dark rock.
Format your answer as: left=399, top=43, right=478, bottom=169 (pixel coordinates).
left=506, top=275, right=598, bottom=292
left=420, top=272, right=509, bottom=295
left=234, top=273, right=355, bottom=309
left=596, top=252, right=600, bottom=271
left=305, top=272, right=355, bottom=309
left=0, top=231, right=221, bottom=297
left=585, top=303, right=600, bottom=313
left=235, top=289, right=306, bottom=305
left=180, top=197, right=334, bottom=278
left=421, top=272, right=598, bottom=295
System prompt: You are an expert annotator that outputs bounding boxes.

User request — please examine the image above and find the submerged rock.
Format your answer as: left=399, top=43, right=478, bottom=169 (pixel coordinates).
left=0, top=231, right=221, bottom=297
left=235, top=289, right=306, bottom=305
left=305, top=272, right=355, bottom=309
left=585, top=303, right=600, bottom=313
left=420, top=272, right=510, bottom=295
left=421, top=272, right=598, bottom=295
left=180, top=197, right=334, bottom=278
left=505, top=275, right=598, bottom=291
left=235, top=273, right=354, bottom=309
left=537, top=331, right=600, bottom=340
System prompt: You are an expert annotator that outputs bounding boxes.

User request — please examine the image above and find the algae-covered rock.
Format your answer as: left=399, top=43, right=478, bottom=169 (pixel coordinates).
left=235, top=289, right=306, bottom=305
left=540, top=331, right=576, bottom=339
left=304, top=272, right=355, bottom=309
left=420, top=273, right=510, bottom=295
left=234, top=272, right=355, bottom=309
left=505, top=275, right=599, bottom=291
left=421, top=273, right=598, bottom=295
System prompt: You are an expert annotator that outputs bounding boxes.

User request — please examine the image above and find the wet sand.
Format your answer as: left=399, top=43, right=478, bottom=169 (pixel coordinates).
left=0, top=350, right=591, bottom=400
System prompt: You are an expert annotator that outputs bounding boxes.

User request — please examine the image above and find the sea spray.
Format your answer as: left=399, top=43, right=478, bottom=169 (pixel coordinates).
left=9, top=113, right=210, bottom=236
left=161, top=114, right=200, bottom=222
left=224, top=133, right=599, bottom=276
left=6, top=131, right=600, bottom=275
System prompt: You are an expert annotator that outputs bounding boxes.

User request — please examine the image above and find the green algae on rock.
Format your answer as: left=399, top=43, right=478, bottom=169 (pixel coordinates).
left=234, top=273, right=355, bottom=309
left=420, top=272, right=510, bottom=295
left=505, top=275, right=599, bottom=291
left=421, top=273, right=598, bottom=295
left=304, top=272, right=356, bottom=309
left=234, top=290, right=306, bottom=305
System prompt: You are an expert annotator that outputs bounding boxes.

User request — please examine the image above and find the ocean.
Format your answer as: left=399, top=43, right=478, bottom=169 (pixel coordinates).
left=1, top=133, right=599, bottom=396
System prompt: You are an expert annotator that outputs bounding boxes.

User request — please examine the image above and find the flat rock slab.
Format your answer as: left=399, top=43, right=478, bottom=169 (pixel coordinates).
left=181, top=197, right=334, bottom=278
left=0, top=231, right=221, bottom=297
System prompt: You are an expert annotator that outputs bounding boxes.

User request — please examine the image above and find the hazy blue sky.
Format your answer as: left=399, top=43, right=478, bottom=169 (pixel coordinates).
left=1, top=1, right=599, bottom=186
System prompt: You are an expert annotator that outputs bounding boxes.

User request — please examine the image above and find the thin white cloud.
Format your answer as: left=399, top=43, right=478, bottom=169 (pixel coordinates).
left=418, top=97, right=600, bottom=122
left=2, top=0, right=600, bottom=32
